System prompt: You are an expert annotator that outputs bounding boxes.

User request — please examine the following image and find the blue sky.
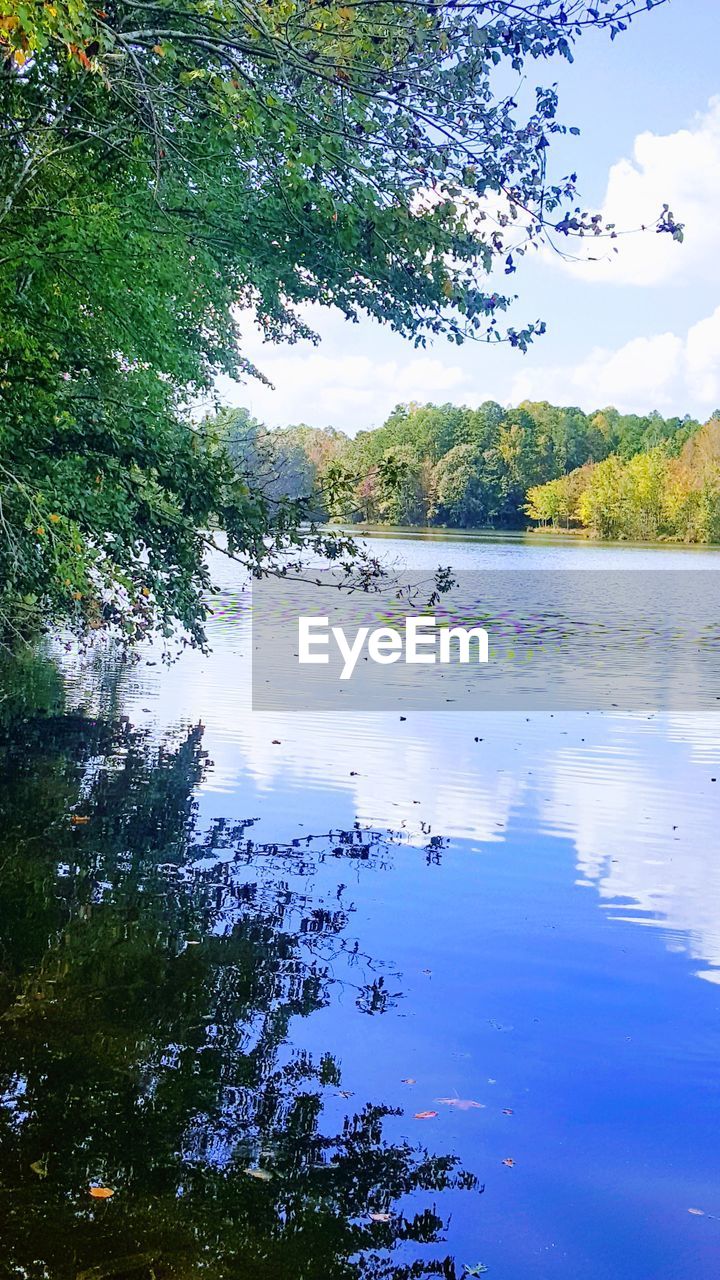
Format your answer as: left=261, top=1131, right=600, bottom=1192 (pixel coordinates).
left=218, top=0, right=720, bottom=433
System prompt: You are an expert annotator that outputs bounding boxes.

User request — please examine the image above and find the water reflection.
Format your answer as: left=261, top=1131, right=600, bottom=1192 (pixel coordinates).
left=2, top=532, right=720, bottom=1279
left=0, top=671, right=479, bottom=1280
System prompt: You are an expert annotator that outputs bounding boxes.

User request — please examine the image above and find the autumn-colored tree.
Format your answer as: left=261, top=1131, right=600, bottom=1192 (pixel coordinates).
left=526, top=419, right=720, bottom=545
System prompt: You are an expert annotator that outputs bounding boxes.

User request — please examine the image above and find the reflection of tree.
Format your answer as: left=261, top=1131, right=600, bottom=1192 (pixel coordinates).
left=0, top=682, right=480, bottom=1279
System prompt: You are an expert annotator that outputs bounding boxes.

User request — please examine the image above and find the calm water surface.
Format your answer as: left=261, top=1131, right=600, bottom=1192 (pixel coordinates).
left=0, top=532, right=719, bottom=1280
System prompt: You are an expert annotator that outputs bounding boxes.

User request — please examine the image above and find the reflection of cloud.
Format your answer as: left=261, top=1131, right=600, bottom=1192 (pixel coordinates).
left=539, top=719, right=720, bottom=981
left=245, top=722, right=522, bottom=846
left=59, top=614, right=720, bottom=982
left=145, top=670, right=720, bottom=983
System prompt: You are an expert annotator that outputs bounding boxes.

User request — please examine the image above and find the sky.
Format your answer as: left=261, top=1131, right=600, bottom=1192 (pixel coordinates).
left=216, top=0, right=720, bottom=434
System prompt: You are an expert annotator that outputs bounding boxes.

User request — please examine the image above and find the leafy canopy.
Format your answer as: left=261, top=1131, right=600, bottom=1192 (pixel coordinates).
left=0, top=0, right=674, bottom=644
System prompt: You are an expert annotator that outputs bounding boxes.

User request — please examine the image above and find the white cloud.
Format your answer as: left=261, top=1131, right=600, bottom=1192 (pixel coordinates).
left=510, top=305, right=720, bottom=414
left=558, top=97, right=720, bottom=286
left=684, top=307, right=720, bottom=406
left=216, top=312, right=474, bottom=431
left=216, top=303, right=720, bottom=428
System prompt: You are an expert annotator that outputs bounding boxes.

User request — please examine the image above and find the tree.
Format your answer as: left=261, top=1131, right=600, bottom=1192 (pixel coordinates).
left=432, top=443, right=493, bottom=528
left=0, top=0, right=677, bottom=644
left=525, top=461, right=595, bottom=528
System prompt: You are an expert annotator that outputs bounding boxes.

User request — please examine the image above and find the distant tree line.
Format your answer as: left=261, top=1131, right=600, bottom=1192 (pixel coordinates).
left=207, top=401, right=711, bottom=538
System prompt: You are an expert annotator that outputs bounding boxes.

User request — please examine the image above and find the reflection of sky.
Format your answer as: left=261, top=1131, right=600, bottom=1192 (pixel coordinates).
left=60, top=535, right=720, bottom=985
left=52, top=533, right=720, bottom=1279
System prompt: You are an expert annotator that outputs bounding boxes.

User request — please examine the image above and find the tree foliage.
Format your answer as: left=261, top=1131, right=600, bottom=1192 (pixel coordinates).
left=226, top=399, right=699, bottom=531
left=0, top=0, right=676, bottom=643
left=526, top=418, right=720, bottom=543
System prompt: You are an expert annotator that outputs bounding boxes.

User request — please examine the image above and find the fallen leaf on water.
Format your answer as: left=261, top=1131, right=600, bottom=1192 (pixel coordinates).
left=688, top=1207, right=705, bottom=1216
left=244, top=1167, right=272, bottom=1182
left=271, top=740, right=282, bottom=745
left=502, top=1158, right=515, bottom=1168
left=502, top=1108, right=514, bottom=1116
left=401, top=1078, right=416, bottom=1085
left=436, top=1098, right=485, bottom=1111
left=89, top=1186, right=114, bottom=1198
left=369, top=1212, right=392, bottom=1222
left=415, top=1110, right=438, bottom=1120
left=336, top=1090, right=354, bottom=1099
left=30, top=1158, right=48, bottom=1178
left=70, top=815, right=90, bottom=825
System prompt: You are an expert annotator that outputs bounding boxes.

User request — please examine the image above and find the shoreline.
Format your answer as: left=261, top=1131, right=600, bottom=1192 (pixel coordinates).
left=331, top=522, right=720, bottom=552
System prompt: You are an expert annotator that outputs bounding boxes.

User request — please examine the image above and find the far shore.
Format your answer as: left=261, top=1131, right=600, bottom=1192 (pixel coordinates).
left=329, top=523, right=720, bottom=551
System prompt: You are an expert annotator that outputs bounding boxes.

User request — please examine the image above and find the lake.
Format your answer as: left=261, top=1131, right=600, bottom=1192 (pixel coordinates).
left=1, top=531, right=719, bottom=1280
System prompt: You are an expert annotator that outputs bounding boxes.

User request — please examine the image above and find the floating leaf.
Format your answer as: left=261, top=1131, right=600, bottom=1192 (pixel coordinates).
left=89, top=1186, right=114, bottom=1198
left=401, top=1077, right=416, bottom=1085
left=30, top=1158, right=48, bottom=1178
left=502, top=1108, right=514, bottom=1116
left=369, top=1212, right=392, bottom=1222
left=70, top=815, right=90, bottom=825
left=414, top=1110, right=437, bottom=1120
left=688, top=1207, right=705, bottom=1215
left=502, top=1158, right=515, bottom=1167
left=244, top=1167, right=272, bottom=1182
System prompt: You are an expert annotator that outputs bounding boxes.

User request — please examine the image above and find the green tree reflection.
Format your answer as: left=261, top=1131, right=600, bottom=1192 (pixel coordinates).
left=0, top=672, right=480, bottom=1279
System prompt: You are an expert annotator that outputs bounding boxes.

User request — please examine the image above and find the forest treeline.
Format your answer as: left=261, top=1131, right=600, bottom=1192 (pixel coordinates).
left=207, top=401, right=720, bottom=542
